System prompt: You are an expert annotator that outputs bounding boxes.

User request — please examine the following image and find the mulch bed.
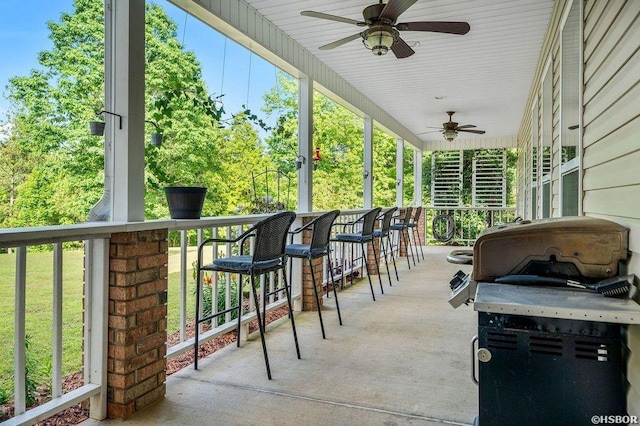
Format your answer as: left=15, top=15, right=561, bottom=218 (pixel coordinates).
left=0, top=306, right=289, bottom=425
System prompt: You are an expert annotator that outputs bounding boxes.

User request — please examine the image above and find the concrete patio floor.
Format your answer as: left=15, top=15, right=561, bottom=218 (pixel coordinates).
left=84, top=245, right=477, bottom=425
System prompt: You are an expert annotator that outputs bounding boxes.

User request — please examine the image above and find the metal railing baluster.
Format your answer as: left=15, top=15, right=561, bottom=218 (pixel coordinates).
left=52, top=243, right=63, bottom=398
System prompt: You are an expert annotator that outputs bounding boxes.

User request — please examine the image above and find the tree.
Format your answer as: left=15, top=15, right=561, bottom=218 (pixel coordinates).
left=263, top=72, right=416, bottom=210
left=263, top=73, right=368, bottom=210
left=1, top=0, right=250, bottom=226
left=0, top=134, right=31, bottom=227
left=209, top=115, right=276, bottom=215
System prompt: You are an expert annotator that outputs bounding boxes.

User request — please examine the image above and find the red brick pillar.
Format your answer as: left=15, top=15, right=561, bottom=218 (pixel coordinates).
left=300, top=216, right=324, bottom=311
left=366, top=220, right=381, bottom=275
left=107, top=229, right=168, bottom=419
left=417, top=207, right=426, bottom=246
left=398, top=208, right=409, bottom=257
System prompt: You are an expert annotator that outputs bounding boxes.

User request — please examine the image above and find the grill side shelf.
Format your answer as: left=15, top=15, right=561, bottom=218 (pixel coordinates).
left=474, top=282, right=640, bottom=325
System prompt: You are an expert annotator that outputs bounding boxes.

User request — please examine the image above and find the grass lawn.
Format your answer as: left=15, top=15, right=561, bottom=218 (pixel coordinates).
left=0, top=248, right=194, bottom=394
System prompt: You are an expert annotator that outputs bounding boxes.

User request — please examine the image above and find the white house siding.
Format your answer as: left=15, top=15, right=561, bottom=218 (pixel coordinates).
left=551, top=40, right=561, bottom=217
left=583, top=0, right=640, bottom=414
left=517, top=0, right=640, bottom=416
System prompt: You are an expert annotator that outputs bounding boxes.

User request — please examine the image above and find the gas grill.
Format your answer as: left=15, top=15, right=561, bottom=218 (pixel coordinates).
left=448, top=216, right=630, bottom=308
left=446, top=217, right=640, bottom=426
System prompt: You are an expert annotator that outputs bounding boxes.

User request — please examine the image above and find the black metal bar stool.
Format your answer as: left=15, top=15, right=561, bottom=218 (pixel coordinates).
left=286, top=210, right=342, bottom=339
left=373, top=207, right=399, bottom=286
left=390, top=207, right=416, bottom=268
left=408, top=206, right=425, bottom=261
left=332, top=207, right=383, bottom=301
left=194, top=211, right=298, bottom=380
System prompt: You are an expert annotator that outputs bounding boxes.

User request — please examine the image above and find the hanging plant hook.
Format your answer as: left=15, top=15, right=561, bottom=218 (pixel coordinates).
left=97, top=110, right=122, bottom=129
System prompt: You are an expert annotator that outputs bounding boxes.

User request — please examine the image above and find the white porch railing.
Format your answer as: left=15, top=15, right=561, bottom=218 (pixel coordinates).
left=0, top=223, right=114, bottom=426
left=165, top=209, right=378, bottom=358
left=424, top=207, right=517, bottom=246
left=166, top=214, right=305, bottom=358
left=0, top=208, right=401, bottom=424
left=324, top=209, right=399, bottom=292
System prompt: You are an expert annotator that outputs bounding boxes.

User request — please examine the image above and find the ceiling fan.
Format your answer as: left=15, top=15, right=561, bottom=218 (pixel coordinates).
left=421, top=111, right=486, bottom=141
left=301, top=0, right=470, bottom=58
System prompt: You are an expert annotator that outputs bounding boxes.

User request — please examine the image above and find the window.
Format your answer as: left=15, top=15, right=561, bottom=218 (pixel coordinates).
left=531, top=107, right=538, bottom=219
left=539, top=61, right=553, bottom=218
left=562, top=168, right=579, bottom=216
left=560, top=0, right=581, bottom=216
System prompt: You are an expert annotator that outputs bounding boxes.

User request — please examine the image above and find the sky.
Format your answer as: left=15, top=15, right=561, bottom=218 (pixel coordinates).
left=0, top=0, right=281, bottom=131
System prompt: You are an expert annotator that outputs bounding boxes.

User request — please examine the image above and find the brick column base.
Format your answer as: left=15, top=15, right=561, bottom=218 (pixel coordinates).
left=366, top=227, right=381, bottom=275
left=300, top=216, right=324, bottom=311
left=302, top=257, right=324, bottom=311
left=398, top=208, right=409, bottom=258
left=417, top=208, right=426, bottom=246
left=107, top=229, right=168, bottom=419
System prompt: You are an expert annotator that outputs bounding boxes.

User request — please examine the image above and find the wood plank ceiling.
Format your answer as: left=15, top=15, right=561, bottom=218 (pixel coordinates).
left=243, top=0, right=554, bottom=143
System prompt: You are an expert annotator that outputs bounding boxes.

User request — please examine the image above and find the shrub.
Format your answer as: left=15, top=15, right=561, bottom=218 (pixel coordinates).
left=24, top=335, right=41, bottom=406
left=192, top=262, right=240, bottom=327
left=0, top=384, right=9, bottom=405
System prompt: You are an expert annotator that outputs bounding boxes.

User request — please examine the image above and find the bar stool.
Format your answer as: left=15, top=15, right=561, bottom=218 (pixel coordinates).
left=372, top=207, right=399, bottom=286
left=408, top=206, right=425, bottom=261
left=286, top=210, right=342, bottom=339
left=390, top=207, right=416, bottom=269
left=332, top=207, right=383, bottom=301
left=194, top=211, right=298, bottom=380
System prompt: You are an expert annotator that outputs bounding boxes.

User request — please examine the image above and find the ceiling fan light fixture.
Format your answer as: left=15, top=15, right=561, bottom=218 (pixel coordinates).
left=363, top=28, right=394, bottom=56
left=443, top=129, right=457, bottom=142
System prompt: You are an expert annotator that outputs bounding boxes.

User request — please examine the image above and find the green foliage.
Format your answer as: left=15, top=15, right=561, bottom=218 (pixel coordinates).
left=0, top=248, right=218, bottom=390
left=1, top=1, right=278, bottom=226
left=0, top=385, right=8, bottom=405
left=505, top=148, right=518, bottom=206
left=0, top=250, right=85, bottom=384
left=24, top=335, right=41, bottom=406
left=262, top=72, right=423, bottom=211
left=264, top=74, right=363, bottom=210
left=2, top=0, right=106, bottom=227
left=192, top=262, right=240, bottom=327
left=404, top=145, right=416, bottom=204
left=372, top=130, right=397, bottom=207
left=0, top=135, right=32, bottom=227
left=423, top=148, right=516, bottom=208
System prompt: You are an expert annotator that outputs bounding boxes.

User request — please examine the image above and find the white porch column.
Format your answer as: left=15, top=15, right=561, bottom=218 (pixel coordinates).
left=85, top=238, right=109, bottom=420
left=297, top=76, right=313, bottom=212
left=107, top=0, right=145, bottom=222
left=413, top=149, right=423, bottom=206
left=396, top=138, right=404, bottom=207
left=363, top=116, right=374, bottom=208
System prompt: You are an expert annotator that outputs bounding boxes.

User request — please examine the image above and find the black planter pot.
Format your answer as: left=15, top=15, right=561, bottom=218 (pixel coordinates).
left=165, top=187, right=207, bottom=219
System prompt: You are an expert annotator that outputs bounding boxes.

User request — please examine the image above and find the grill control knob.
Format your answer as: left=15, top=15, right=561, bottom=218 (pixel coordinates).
left=477, top=348, right=492, bottom=363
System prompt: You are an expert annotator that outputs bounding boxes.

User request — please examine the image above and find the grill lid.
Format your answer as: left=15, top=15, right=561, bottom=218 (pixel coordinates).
left=473, top=217, right=628, bottom=282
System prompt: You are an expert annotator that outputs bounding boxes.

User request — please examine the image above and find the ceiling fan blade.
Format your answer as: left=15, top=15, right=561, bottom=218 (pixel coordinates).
left=456, top=124, right=477, bottom=129
left=318, top=32, right=363, bottom=50
left=416, top=130, right=443, bottom=136
left=397, top=21, right=470, bottom=35
left=391, top=37, right=415, bottom=58
left=458, top=129, right=486, bottom=134
left=379, top=0, right=418, bottom=23
left=301, top=10, right=366, bottom=26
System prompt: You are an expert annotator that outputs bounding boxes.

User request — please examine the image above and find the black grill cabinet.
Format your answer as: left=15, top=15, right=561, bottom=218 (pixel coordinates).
left=477, top=311, right=625, bottom=426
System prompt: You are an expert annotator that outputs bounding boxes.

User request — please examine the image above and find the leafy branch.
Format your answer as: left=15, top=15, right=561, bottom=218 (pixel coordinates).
left=150, top=76, right=271, bottom=132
